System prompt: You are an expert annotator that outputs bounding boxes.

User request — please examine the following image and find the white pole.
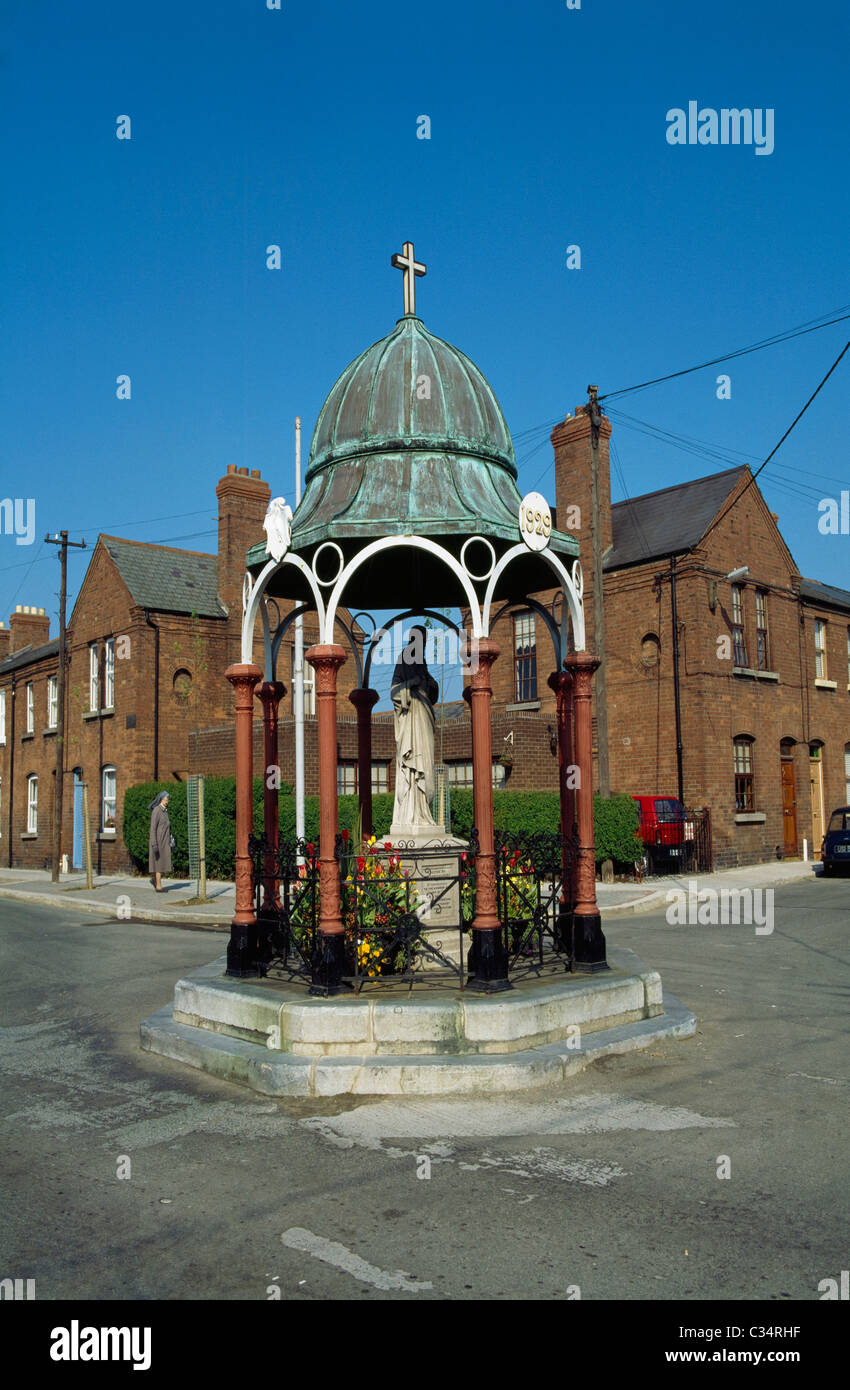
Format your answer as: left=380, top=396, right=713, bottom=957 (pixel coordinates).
left=294, top=416, right=305, bottom=857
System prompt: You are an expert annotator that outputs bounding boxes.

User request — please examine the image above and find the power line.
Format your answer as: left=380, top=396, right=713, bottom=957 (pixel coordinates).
left=599, top=306, right=850, bottom=403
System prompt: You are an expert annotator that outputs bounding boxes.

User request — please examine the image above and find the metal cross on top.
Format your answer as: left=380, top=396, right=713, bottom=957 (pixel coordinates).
left=391, top=241, right=426, bottom=316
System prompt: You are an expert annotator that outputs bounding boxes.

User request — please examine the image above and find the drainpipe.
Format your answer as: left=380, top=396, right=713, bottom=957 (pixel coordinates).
left=7, top=674, right=15, bottom=867
left=144, top=611, right=160, bottom=781
left=670, top=557, right=684, bottom=805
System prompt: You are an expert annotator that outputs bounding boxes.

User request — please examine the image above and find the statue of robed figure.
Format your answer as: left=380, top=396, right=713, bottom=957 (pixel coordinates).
left=389, top=626, right=439, bottom=835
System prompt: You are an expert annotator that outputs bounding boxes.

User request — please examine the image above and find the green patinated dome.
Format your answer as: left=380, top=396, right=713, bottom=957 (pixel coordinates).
left=307, top=315, right=516, bottom=478
left=248, top=313, right=578, bottom=608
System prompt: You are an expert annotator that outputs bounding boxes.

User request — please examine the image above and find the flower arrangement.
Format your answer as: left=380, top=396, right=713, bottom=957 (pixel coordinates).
left=500, top=846, right=537, bottom=922
left=341, top=835, right=417, bottom=977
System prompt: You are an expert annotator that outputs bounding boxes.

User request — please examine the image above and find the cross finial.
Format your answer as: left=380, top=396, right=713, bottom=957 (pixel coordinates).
left=391, top=240, right=426, bottom=316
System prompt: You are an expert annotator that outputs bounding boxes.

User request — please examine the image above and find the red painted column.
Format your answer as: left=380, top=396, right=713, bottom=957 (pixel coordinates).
left=255, top=680, right=286, bottom=928
left=348, top=687, right=380, bottom=839
left=306, top=643, right=348, bottom=993
left=564, top=651, right=608, bottom=971
left=548, top=668, right=576, bottom=953
left=467, top=638, right=510, bottom=990
left=225, top=662, right=262, bottom=977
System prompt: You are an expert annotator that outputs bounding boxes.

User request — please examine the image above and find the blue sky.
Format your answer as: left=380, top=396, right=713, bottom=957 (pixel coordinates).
left=1, top=0, right=848, bottom=707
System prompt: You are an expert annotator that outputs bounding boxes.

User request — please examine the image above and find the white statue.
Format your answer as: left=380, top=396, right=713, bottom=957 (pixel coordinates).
left=390, top=626, right=439, bottom=835
left=263, top=497, right=293, bottom=561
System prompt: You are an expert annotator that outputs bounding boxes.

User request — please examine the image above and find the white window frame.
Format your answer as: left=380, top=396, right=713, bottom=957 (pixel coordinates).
left=89, top=642, right=99, bottom=711
left=337, top=763, right=357, bottom=796
left=101, top=765, right=117, bottom=833
left=814, top=620, right=827, bottom=680
left=845, top=743, right=850, bottom=804
left=104, top=638, right=115, bottom=710
left=0, top=688, right=5, bottom=743
left=47, top=674, right=58, bottom=729
left=27, top=774, right=38, bottom=834
left=25, top=682, right=34, bottom=733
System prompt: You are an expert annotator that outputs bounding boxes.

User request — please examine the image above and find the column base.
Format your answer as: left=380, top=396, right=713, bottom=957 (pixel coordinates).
left=310, top=932, right=351, bottom=997
left=572, top=912, right=609, bottom=972
left=466, top=928, right=512, bottom=993
left=226, top=921, right=261, bottom=978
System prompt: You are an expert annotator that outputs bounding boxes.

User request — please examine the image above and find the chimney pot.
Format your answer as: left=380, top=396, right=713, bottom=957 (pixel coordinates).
left=226, top=464, right=237, bottom=475
left=250, top=469, right=261, bottom=479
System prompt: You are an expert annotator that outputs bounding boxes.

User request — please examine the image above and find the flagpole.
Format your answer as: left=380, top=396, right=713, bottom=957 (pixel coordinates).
left=294, top=417, right=305, bottom=857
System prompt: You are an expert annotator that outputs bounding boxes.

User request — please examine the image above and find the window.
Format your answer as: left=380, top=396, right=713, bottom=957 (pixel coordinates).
left=27, top=774, right=38, bottom=833
left=845, top=744, right=850, bottom=804
left=290, top=646, right=316, bottom=717
left=513, top=612, right=537, bottom=702
left=337, top=763, right=357, bottom=795
left=447, top=761, right=506, bottom=790
left=0, top=688, right=5, bottom=742
left=731, top=585, right=747, bottom=666
left=89, top=642, right=99, bottom=711
left=47, top=674, right=58, bottom=729
left=25, top=682, right=34, bottom=733
left=755, top=591, right=770, bottom=671
left=102, top=766, right=117, bottom=831
left=337, top=762, right=391, bottom=796
left=733, top=737, right=754, bottom=811
left=846, top=627, right=850, bottom=686
left=813, top=619, right=828, bottom=679
left=104, top=638, right=115, bottom=709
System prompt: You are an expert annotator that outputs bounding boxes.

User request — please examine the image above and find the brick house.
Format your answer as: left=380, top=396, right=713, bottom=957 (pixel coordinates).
left=485, top=406, right=850, bottom=867
left=0, top=466, right=363, bottom=872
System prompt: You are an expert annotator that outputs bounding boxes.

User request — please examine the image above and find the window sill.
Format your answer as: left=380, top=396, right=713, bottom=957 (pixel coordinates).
left=814, top=679, right=837, bottom=690
left=42, top=727, right=57, bottom=736
left=506, top=701, right=541, bottom=712
left=733, top=667, right=780, bottom=681
left=97, top=831, right=116, bottom=841
left=83, top=708, right=115, bottom=721
left=735, top=812, right=767, bottom=824
left=20, top=831, right=38, bottom=840
left=20, top=732, right=34, bottom=741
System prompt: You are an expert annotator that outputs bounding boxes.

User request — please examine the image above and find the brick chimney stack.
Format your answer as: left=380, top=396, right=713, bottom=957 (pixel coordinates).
left=551, top=406, right=613, bottom=653
left=8, top=605, right=50, bottom=656
left=216, top=466, right=271, bottom=662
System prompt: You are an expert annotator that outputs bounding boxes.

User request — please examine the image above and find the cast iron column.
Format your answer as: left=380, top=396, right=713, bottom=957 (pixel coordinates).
left=564, top=650, right=608, bottom=971
left=225, top=662, right=263, bottom=977
left=467, top=638, right=509, bottom=991
left=306, top=643, right=348, bottom=994
left=349, top=686, right=380, bottom=838
left=548, top=667, right=576, bottom=955
left=255, top=679, right=286, bottom=959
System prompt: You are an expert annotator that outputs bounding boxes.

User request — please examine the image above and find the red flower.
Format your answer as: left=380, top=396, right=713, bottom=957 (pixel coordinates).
left=461, top=851, right=467, bottom=862
left=384, top=840, right=392, bottom=850
left=341, top=828, right=350, bottom=841
left=356, top=856, right=365, bottom=873
left=306, top=841, right=315, bottom=856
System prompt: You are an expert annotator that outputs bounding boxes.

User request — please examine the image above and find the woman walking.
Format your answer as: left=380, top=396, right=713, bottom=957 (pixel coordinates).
left=148, top=791, right=172, bottom=892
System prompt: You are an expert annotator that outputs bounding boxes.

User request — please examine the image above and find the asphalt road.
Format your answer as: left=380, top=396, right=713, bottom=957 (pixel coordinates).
left=0, top=878, right=847, bottom=1304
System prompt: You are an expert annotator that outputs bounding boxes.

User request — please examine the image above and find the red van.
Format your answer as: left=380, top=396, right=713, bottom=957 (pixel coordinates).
left=632, top=796, right=690, bottom=874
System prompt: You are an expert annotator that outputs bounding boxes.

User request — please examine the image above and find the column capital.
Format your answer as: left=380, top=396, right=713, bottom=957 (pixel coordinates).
left=468, top=637, right=500, bottom=689
left=547, top=669, right=574, bottom=696
left=226, top=662, right=262, bottom=690
left=255, top=679, right=287, bottom=706
left=348, top=686, right=380, bottom=713
left=564, top=650, right=600, bottom=692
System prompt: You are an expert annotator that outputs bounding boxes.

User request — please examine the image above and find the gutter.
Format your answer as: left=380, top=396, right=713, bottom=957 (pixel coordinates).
left=144, top=611, right=160, bottom=780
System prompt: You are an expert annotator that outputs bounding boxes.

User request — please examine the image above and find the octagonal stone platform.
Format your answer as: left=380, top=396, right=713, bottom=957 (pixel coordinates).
left=141, top=945, right=697, bottom=1096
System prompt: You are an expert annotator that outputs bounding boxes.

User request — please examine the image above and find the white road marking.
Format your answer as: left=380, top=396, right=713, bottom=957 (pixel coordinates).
left=281, top=1228, right=432, bottom=1293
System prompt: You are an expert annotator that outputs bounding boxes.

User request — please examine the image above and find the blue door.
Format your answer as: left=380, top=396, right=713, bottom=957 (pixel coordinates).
left=72, top=771, right=84, bottom=870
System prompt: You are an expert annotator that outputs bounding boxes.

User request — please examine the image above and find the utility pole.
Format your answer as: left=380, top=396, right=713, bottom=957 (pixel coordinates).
left=588, top=385, right=612, bottom=883
left=46, top=530, right=87, bottom=882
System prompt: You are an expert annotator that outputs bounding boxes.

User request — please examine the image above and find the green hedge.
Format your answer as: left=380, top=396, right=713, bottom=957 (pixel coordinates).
left=123, top=781, right=642, bottom=879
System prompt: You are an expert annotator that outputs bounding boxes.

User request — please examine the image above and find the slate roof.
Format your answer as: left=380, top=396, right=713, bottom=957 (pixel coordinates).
left=0, top=638, right=59, bottom=676
left=604, top=466, right=747, bottom=570
left=799, top=577, right=850, bottom=613
left=102, top=537, right=226, bottom=618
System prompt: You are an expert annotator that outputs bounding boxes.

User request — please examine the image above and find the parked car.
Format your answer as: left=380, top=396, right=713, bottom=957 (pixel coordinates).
left=632, top=795, right=691, bottom=875
left=821, top=807, right=850, bottom=875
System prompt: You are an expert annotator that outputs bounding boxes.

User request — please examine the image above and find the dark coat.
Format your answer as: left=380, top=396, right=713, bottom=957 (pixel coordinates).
left=149, top=802, right=172, bottom=874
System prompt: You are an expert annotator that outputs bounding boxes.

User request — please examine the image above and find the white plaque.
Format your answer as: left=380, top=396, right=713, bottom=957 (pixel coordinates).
left=519, top=491, right=552, bottom=551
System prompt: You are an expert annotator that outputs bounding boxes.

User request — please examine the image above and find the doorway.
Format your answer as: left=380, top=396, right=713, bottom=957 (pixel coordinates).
left=72, top=770, right=83, bottom=870
left=809, top=744, right=825, bottom=859
left=780, top=741, right=797, bottom=858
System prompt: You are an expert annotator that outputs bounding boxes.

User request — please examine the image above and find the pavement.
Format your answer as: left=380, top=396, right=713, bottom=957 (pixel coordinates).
left=0, top=856, right=822, bottom=927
